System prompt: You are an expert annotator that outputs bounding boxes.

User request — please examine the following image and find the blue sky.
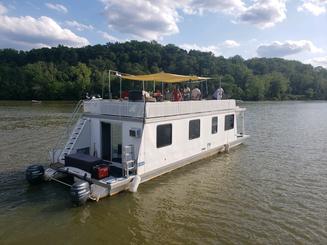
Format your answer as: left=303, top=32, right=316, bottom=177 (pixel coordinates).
left=0, top=0, right=326, bottom=67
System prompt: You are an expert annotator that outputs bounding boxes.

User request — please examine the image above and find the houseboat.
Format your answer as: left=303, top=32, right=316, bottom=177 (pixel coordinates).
left=25, top=72, right=249, bottom=205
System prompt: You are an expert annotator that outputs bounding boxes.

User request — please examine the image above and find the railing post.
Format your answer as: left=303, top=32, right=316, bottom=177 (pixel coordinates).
left=108, top=70, right=112, bottom=99
left=242, top=111, right=245, bottom=135
left=119, top=76, right=122, bottom=99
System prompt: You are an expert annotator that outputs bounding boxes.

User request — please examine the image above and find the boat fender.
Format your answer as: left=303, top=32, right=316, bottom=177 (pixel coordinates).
left=25, top=164, right=45, bottom=184
left=224, top=143, right=230, bottom=153
left=70, top=181, right=90, bottom=206
left=129, top=175, right=141, bottom=193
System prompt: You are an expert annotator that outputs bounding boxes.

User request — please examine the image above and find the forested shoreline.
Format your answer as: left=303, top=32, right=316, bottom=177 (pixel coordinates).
left=1, top=40, right=327, bottom=101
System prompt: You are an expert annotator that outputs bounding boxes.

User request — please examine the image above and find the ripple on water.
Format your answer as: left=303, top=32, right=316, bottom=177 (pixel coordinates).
left=1, top=101, right=327, bottom=244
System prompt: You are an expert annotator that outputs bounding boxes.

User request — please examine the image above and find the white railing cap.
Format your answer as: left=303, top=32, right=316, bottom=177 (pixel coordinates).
left=84, top=99, right=237, bottom=118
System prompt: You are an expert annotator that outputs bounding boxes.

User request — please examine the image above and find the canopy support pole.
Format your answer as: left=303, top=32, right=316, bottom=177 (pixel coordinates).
left=101, top=71, right=104, bottom=99
left=161, top=82, right=163, bottom=94
left=242, top=111, right=245, bottom=135
left=119, top=76, right=122, bottom=99
left=206, top=80, right=208, bottom=98
left=153, top=81, right=155, bottom=92
left=108, top=70, right=111, bottom=99
left=142, top=80, right=145, bottom=91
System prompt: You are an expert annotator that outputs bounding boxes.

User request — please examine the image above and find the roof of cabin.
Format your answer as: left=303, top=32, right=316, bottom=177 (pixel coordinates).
left=121, top=72, right=211, bottom=83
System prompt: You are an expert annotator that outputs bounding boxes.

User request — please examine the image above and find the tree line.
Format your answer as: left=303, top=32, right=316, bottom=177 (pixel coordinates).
left=0, top=40, right=327, bottom=100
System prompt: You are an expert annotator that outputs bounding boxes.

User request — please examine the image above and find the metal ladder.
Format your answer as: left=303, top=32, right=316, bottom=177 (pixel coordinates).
left=51, top=100, right=84, bottom=163
left=122, top=145, right=136, bottom=177
left=58, top=117, right=88, bottom=163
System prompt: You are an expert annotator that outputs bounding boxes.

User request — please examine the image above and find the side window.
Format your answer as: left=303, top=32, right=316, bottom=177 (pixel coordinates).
left=189, top=119, right=200, bottom=140
left=212, top=117, right=218, bottom=134
left=157, top=124, right=172, bottom=148
left=224, top=114, right=234, bottom=131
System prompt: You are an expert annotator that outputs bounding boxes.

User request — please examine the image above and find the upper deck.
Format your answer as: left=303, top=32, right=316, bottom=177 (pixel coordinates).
left=83, top=99, right=242, bottom=119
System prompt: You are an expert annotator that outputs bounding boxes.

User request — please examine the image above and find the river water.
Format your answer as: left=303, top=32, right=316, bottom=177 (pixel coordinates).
left=0, top=101, right=326, bottom=244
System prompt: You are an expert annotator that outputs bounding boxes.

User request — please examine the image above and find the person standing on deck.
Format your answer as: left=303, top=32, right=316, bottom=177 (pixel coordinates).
left=183, top=85, right=191, bottom=100
left=191, top=86, right=201, bottom=100
left=213, top=87, right=224, bottom=100
left=173, top=86, right=182, bottom=101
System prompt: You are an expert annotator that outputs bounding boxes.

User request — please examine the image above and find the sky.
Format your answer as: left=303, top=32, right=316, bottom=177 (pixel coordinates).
left=0, top=0, right=326, bottom=67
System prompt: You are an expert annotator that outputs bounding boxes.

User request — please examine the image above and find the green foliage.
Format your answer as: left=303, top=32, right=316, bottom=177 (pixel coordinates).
left=265, top=72, right=289, bottom=100
left=0, top=41, right=327, bottom=100
left=245, top=75, right=265, bottom=101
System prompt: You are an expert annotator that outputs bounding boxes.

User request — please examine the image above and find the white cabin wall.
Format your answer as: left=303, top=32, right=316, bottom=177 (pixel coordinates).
left=88, top=117, right=143, bottom=164
left=225, top=113, right=237, bottom=145
left=90, top=118, right=100, bottom=157
left=142, top=112, right=237, bottom=174
left=121, top=121, right=144, bottom=173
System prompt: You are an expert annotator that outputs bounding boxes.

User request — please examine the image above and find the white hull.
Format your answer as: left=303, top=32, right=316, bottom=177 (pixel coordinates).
left=46, top=99, right=249, bottom=201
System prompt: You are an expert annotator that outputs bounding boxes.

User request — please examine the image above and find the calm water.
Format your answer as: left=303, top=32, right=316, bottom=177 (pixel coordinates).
left=0, top=101, right=327, bottom=244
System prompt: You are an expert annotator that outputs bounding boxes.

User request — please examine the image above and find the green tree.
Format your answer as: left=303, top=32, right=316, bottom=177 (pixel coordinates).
left=1, top=41, right=327, bottom=100
left=68, top=63, right=92, bottom=99
left=245, top=75, right=265, bottom=100
left=265, top=72, right=289, bottom=100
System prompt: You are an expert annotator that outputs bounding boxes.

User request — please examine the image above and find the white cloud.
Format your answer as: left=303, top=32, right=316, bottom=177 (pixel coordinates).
left=179, top=43, right=221, bottom=55
left=65, top=20, right=94, bottom=31
left=297, top=0, right=327, bottom=16
left=184, top=0, right=286, bottom=29
left=0, top=14, right=89, bottom=50
left=0, top=3, right=7, bottom=15
left=182, top=0, right=245, bottom=15
left=45, top=3, right=68, bottom=14
left=238, top=0, right=287, bottom=28
left=307, top=56, right=327, bottom=67
left=223, top=40, right=240, bottom=48
left=100, top=0, right=288, bottom=41
left=98, top=31, right=121, bottom=42
left=101, top=0, right=180, bottom=40
left=179, top=40, right=240, bottom=56
left=257, top=40, right=323, bottom=57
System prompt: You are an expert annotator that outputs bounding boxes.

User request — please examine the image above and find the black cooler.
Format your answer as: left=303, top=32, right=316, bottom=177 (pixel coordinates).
left=65, top=153, right=103, bottom=173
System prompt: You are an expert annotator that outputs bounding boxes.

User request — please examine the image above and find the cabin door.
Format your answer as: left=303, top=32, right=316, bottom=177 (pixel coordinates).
left=101, top=122, right=111, bottom=161
left=111, top=123, right=122, bottom=164
left=101, top=122, right=122, bottom=163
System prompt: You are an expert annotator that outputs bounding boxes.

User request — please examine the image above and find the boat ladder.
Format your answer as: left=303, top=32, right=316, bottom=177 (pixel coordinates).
left=51, top=100, right=84, bottom=164
left=59, top=117, right=89, bottom=163
left=122, top=145, right=137, bottom=177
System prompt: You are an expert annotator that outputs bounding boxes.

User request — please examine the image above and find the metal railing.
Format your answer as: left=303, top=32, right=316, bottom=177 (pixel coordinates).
left=84, top=100, right=145, bottom=118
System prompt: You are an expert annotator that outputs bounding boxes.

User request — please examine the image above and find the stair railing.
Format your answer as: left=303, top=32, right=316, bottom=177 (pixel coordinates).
left=51, top=100, right=84, bottom=163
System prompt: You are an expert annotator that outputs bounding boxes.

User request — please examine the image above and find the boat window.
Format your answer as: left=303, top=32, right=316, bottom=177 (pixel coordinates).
left=157, top=124, right=172, bottom=148
left=189, top=119, right=200, bottom=140
left=212, top=117, right=218, bottom=134
left=225, top=114, right=234, bottom=131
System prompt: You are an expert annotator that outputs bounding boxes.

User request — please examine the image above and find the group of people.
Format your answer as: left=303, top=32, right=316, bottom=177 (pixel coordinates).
left=121, top=85, right=224, bottom=102
left=165, top=85, right=224, bottom=102
left=166, top=85, right=202, bottom=101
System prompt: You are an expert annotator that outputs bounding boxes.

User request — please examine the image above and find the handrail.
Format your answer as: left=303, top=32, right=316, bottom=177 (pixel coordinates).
left=52, top=100, right=84, bottom=163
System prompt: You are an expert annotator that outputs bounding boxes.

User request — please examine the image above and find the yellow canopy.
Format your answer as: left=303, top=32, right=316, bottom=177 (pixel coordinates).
left=121, top=72, right=210, bottom=83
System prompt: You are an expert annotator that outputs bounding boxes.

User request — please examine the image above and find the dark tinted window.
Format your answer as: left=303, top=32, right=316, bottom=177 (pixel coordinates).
left=157, top=124, right=172, bottom=148
left=189, top=119, right=200, bottom=140
left=224, top=114, right=234, bottom=131
left=212, top=117, right=218, bottom=134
